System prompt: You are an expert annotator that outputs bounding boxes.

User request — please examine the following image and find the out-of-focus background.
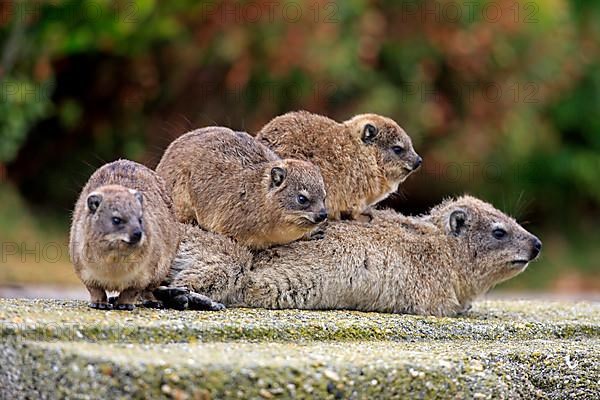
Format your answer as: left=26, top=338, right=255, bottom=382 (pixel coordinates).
left=0, top=0, right=598, bottom=299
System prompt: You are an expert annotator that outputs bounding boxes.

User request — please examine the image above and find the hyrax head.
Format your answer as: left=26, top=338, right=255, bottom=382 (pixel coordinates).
left=264, top=159, right=328, bottom=230
left=85, top=185, right=145, bottom=249
left=345, top=113, right=422, bottom=185
left=431, top=195, right=542, bottom=286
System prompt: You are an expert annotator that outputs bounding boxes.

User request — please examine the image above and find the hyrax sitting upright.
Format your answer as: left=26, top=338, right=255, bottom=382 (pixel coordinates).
left=156, top=127, right=327, bottom=249
left=166, top=196, right=542, bottom=317
left=69, top=160, right=181, bottom=310
left=256, top=111, right=422, bottom=221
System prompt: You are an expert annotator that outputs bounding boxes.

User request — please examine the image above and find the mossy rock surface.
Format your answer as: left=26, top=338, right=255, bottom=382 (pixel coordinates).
left=0, top=298, right=598, bottom=399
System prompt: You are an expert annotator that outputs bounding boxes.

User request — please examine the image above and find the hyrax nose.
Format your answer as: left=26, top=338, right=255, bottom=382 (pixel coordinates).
left=315, top=209, right=328, bottom=223
left=129, top=229, right=143, bottom=245
left=412, top=156, right=423, bottom=170
left=530, top=237, right=542, bottom=260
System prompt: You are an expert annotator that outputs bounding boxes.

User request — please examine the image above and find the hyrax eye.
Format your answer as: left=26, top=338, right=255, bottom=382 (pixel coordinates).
left=297, top=194, right=309, bottom=205
left=392, top=146, right=405, bottom=155
left=492, top=228, right=507, bottom=239
left=362, top=124, right=378, bottom=142
left=112, top=217, right=123, bottom=226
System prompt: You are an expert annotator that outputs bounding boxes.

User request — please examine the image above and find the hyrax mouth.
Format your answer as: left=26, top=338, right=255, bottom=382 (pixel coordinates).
left=300, top=212, right=328, bottom=227
left=511, top=260, right=529, bottom=267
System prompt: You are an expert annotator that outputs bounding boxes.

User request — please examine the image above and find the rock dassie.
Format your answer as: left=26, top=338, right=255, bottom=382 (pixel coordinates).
left=156, top=127, right=327, bottom=249
left=256, top=111, right=422, bottom=221
left=69, top=160, right=181, bottom=310
left=166, top=196, right=542, bottom=316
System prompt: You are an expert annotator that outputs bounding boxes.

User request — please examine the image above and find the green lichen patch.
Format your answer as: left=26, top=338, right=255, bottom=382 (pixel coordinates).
left=2, top=338, right=598, bottom=399
left=0, top=299, right=598, bottom=343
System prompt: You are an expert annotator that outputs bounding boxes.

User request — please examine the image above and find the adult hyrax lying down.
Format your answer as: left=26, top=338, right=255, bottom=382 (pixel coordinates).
left=166, top=196, right=542, bottom=316
left=69, top=160, right=182, bottom=310
left=156, top=127, right=327, bottom=249
left=256, top=111, right=422, bottom=221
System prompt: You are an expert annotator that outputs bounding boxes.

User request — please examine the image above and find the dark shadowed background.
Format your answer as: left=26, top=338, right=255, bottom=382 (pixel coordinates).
left=0, top=0, right=598, bottom=297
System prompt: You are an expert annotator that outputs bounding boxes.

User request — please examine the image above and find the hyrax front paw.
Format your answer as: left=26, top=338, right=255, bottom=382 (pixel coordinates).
left=153, top=286, right=190, bottom=302
left=142, top=299, right=165, bottom=309
left=187, top=292, right=226, bottom=311
left=355, top=209, right=374, bottom=223
left=89, top=302, right=113, bottom=310
left=308, top=225, right=327, bottom=241
left=114, top=303, right=136, bottom=311
left=209, top=301, right=226, bottom=311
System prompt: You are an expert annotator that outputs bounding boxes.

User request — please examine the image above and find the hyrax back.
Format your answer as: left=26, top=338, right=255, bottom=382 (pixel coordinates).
left=69, top=159, right=181, bottom=310
left=156, top=127, right=327, bottom=249
left=167, top=196, right=541, bottom=316
left=256, top=111, right=422, bottom=221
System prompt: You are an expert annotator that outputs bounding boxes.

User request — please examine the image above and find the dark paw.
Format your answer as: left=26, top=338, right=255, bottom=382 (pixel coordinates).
left=142, top=300, right=165, bottom=309
left=309, top=229, right=326, bottom=240
left=187, top=292, right=226, bottom=311
left=153, top=286, right=190, bottom=302
left=356, top=212, right=373, bottom=223
left=457, top=304, right=473, bottom=316
left=209, top=301, right=226, bottom=311
left=169, top=294, right=190, bottom=311
left=89, top=302, right=113, bottom=310
left=114, top=303, right=136, bottom=311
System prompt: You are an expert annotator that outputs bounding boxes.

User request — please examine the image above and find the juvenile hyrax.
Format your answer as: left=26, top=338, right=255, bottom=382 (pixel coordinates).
left=256, top=111, right=422, bottom=221
left=69, top=160, right=181, bottom=310
left=156, top=127, right=327, bottom=249
left=166, top=196, right=542, bottom=316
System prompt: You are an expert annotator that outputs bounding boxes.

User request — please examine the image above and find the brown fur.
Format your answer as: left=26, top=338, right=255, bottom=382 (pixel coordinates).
left=256, top=111, right=422, bottom=221
left=167, top=196, right=541, bottom=317
left=69, top=160, right=181, bottom=309
left=156, top=127, right=327, bottom=249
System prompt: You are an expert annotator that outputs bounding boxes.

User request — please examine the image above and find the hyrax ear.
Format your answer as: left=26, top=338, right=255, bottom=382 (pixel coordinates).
left=361, top=123, right=379, bottom=144
left=270, top=167, right=287, bottom=188
left=132, top=190, right=143, bottom=207
left=448, top=209, right=468, bottom=236
left=87, top=193, right=102, bottom=214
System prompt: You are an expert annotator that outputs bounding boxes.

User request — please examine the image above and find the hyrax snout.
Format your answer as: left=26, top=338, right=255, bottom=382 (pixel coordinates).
left=256, top=111, right=421, bottom=221
left=69, top=160, right=181, bottom=311
left=156, top=127, right=327, bottom=249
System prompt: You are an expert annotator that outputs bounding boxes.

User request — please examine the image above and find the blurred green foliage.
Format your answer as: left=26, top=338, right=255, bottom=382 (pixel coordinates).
left=0, top=0, right=598, bottom=288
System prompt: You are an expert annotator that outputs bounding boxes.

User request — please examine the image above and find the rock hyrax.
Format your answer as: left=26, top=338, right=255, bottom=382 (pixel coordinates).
left=156, top=127, right=327, bottom=249
left=69, top=159, right=181, bottom=310
left=256, top=111, right=422, bottom=221
left=166, top=196, right=542, bottom=316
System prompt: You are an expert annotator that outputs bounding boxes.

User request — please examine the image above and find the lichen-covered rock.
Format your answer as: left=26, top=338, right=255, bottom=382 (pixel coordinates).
left=0, top=299, right=598, bottom=399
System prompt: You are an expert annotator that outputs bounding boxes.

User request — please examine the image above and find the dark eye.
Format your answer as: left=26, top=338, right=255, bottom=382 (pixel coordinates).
left=492, top=228, right=507, bottom=240
left=297, top=194, right=309, bottom=205
left=392, top=146, right=405, bottom=155
left=112, top=217, right=123, bottom=226
left=138, top=217, right=143, bottom=225
left=362, top=124, right=378, bottom=142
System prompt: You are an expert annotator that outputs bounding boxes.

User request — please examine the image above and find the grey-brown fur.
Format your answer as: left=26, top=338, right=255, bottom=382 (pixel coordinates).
left=156, top=127, right=327, bottom=249
left=256, top=111, right=422, bottom=221
left=69, top=160, right=181, bottom=310
left=167, top=196, right=541, bottom=316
